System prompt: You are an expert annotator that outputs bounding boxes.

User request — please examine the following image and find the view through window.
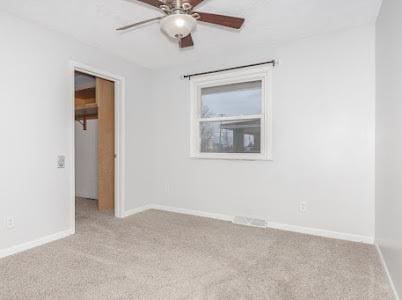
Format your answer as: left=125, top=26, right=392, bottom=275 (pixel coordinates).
left=200, top=81, right=262, bottom=154
left=191, top=66, right=272, bottom=160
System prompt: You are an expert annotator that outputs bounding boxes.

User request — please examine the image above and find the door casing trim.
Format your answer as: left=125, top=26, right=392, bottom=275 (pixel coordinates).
left=70, top=61, right=126, bottom=234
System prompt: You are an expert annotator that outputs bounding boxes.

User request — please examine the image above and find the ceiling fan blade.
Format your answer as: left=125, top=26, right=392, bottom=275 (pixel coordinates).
left=134, top=0, right=164, bottom=8
left=116, top=17, right=163, bottom=31
left=196, top=12, right=245, bottom=29
left=180, top=34, right=194, bottom=48
left=188, top=0, right=205, bottom=8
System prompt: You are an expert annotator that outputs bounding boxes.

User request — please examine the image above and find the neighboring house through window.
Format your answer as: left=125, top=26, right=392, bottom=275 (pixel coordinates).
left=190, top=65, right=272, bottom=160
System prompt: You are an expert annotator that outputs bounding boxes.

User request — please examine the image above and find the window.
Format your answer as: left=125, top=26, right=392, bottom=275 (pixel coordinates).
left=190, top=66, right=272, bottom=160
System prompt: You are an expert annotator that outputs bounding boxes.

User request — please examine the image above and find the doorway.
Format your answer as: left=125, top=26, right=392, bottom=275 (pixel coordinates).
left=75, top=71, right=115, bottom=213
left=71, top=62, right=125, bottom=227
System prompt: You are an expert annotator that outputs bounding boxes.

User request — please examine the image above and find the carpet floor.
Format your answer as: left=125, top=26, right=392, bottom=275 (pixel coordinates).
left=0, top=198, right=394, bottom=299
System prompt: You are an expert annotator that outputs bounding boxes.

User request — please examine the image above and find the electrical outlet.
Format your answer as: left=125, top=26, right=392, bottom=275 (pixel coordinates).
left=6, top=217, right=15, bottom=229
left=299, top=201, right=307, bottom=213
left=57, top=155, right=66, bottom=168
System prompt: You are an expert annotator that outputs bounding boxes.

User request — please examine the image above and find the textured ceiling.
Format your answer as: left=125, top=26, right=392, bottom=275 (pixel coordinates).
left=1, top=0, right=382, bottom=69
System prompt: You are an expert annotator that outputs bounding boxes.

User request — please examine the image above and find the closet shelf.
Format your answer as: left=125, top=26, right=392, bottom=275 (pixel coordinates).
left=75, top=103, right=98, bottom=120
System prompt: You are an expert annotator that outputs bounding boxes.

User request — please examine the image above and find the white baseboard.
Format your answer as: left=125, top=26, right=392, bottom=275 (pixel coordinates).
left=0, top=228, right=75, bottom=259
left=1, top=206, right=375, bottom=259
left=76, top=193, right=97, bottom=200
left=267, top=221, right=374, bottom=244
left=122, top=204, right=154, bottom=218
left=376, top=244, right=400, bottom=300
left=123, top=204, right=373, bottom=244
left=123, top=203, right=232, bottom=221
left=150, top=204, right=233, bottom=222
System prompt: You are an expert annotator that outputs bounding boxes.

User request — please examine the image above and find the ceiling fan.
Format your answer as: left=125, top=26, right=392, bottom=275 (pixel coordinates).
left=116, top=0, right=245, bottom=48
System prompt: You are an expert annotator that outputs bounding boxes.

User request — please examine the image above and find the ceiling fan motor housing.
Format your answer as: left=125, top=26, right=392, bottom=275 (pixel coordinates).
left=117, top=0, right=245, bottom=48
left=160, top=13, right=197, bottom=39
left=160, top=0, right=192, bottom=12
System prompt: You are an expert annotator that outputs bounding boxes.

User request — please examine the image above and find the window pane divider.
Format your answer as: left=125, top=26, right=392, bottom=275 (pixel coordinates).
left=199, top=114, right=263, bottom=123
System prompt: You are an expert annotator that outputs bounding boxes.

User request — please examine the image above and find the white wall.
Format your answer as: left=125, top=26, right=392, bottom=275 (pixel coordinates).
left=148, top=25, right=376, bottom=240
left=0, top=10, right=378, bottom=256
left=75, top=120, right=98, bottom=199
left=376, top=0, right=402, bottom=297
left=0, top=12, right=154, bottom=253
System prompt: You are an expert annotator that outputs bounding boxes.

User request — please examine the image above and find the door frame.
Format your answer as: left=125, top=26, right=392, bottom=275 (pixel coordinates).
left=70, top=61, right=126, bottom=230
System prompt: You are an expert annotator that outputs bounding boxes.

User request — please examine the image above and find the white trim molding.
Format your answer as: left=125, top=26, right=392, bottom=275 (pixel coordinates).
left=70, top=61, right=126, bottom=220
left=123, top=204, right=373, bottom=244
left=0, top=229, right=74, bottom=259
left=0, top=205, right=374, bottom=259
left=151, top=204, right=233, bottom=222
left=122, top=204, right=154, bottom=218
left=266, top=221, right=374, bottom=244
left=123, top=204, right=232, bottom=221
left=376, top=244, right=400, bottom=300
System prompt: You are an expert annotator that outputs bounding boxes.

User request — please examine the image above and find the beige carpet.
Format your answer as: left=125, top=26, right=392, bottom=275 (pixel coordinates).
left=0, top=198, right=394, bottom=299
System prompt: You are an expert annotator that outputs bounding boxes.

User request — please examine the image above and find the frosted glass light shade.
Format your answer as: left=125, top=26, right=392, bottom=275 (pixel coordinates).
left=160, top=14, right=196, bottom=39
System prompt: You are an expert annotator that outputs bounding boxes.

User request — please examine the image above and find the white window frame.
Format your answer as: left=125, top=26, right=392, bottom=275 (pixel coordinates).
left=190, top=65, right=273, bottom=161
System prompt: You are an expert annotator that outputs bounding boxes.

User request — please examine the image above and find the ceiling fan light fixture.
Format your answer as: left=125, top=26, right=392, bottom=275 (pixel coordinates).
left=117, top=0, right=245, bottom=49
left=160, top=14, right=196, bottom=39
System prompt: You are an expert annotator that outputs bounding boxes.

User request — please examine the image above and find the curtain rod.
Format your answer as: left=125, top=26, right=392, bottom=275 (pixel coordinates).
left=183, top=60, right=277, bottom=80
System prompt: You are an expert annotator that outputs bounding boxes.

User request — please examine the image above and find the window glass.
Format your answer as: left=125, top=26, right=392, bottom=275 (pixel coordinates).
left=201, top=81, right=262, bottom=118
left=200, top=119, right=261, bottom=153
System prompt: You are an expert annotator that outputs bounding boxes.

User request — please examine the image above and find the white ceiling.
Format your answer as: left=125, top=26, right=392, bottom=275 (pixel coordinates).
left=1, top=0, right=382, bottom=69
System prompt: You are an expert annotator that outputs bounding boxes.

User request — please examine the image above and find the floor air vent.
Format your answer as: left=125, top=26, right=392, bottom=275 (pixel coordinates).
left=232, top=216, right=268, bottom=228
